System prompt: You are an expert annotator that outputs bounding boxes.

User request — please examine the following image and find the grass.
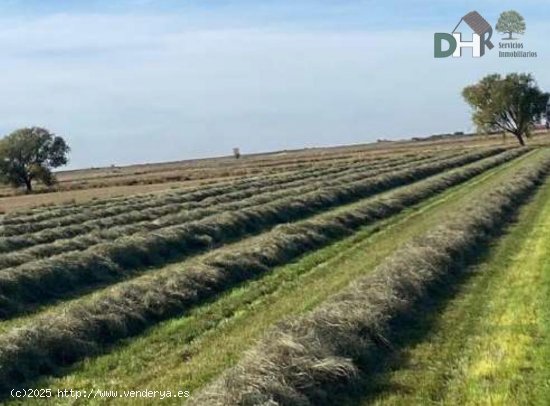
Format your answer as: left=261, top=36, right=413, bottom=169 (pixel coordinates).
left=444, top=192, right=550, bottom=406
left=0, top=150, right=447, bottom=254
left=1, top=139, right=547, bottom=405
left=12, top=148, right=540, bottom=405
left=0, top=148, right=463, bottom=235
left=192, top=150, right=550, bottom=405
left=0, top=148, right=418, bottom=215
left=0, top=148, right=508, bottom=321
left=346, top=155, right=550, bottom=405
left=0, top=180, right=206, bottom=213
left=0, top=147, right=523, bottom=338
left=2, top=148, right=383, bottom=198
left=0, top=148, right=523, bottom=395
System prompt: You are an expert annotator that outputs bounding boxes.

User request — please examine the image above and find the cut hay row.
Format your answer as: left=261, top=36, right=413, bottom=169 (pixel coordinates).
left=0, top=147, right=512, bottom=318
left=0, top=154, right=449, bottom=265
left=53, top=148, right=393, bottom=190
left=190, top=150, right=550, bottom=406
left=0, top=147, right=526, bottom=393
left=0, top=150, right=402, bottom=225
left=0, top=151, right=446, bottom=243
left=0, top=150, right=437, bottom=236
left=359, top=173, right=550, bottom=405
left=55, top=149, right=398, bottom=190
left=8, top=149, right=398, bottom=198
left=10, top=148, right=431, bottom=215
left=2, top=146, right=482, bottom=225
left=0, top=150, right=467, bottom=257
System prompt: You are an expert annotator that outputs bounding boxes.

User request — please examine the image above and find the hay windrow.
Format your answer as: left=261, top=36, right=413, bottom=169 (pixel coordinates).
left=0, top=147, right=525, bottom=393
left=0, top=148, right=509, bottom=319
left=190, top=150, right=550, bottom=406
left=0, top=150, right=459, bottom=256
left=0, top=150, right=435, bottom=233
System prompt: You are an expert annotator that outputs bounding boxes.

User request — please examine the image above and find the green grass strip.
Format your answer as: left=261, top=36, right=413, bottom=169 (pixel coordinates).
left=191, top=149, right=550, bottom=405
left=360, top=159, right=550, bottom=405
left=11, top=149, right=537, bottom=405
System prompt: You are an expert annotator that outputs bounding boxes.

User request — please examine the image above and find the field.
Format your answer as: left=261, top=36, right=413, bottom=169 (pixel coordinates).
left=1, top=134, right=550, bottom=405
left=0, top=132, right=535, bottom=212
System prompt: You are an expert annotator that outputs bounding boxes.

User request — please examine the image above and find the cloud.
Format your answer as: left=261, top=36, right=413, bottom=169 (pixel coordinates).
left=0, top=11, right=548, bottom=168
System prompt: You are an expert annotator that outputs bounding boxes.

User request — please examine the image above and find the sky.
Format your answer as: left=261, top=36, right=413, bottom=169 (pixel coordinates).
left=0, top=1, right=549, bottom=169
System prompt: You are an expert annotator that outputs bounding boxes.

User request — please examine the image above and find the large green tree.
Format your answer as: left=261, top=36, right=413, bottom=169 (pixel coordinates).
left=495, top=11, right=526, bottom=40
left=0, top=127, right=70, bottom=192
left=462, top=73, right=548, bottom=146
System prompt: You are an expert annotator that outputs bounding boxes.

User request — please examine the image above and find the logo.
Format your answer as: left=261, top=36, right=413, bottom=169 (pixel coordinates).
left=434, top=11, right=494, bottom=58
left=434, top=10, right=537, bottom=58
left=496, top=10, right=525, bottom=40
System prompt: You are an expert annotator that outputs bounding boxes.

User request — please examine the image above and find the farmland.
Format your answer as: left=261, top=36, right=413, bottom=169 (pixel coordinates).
left=1, top=135, right=550, bottom=405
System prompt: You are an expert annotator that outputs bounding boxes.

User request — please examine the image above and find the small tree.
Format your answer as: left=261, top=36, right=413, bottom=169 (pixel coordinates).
left=462, top=73, right=548, bottom=146
left=0, top=127, right=70, bottom=193
left=496, top=11, right=526, bottom=40
left=233, top=147, right=241, bottom=159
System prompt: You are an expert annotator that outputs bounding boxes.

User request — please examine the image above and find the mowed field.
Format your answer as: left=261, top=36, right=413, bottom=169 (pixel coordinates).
left=1, top=135, right=550, bottom=405
left=0, top=132, right=536, bottom=212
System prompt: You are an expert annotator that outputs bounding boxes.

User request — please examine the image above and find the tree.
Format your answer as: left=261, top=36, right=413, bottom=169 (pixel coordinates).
left=462, top=73, right=548, bottom=146
left=495, top=11, right=526, bottom=40
left=233, top=147, right=241, bottom=159
left=0, top=127, right=70, bottom=193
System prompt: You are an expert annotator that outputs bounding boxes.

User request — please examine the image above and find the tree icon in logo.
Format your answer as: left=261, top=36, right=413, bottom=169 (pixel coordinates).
left=496, top=10, right=526, bottom=40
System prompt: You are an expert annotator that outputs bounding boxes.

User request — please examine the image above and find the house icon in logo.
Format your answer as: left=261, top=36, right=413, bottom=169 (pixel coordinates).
left=434, top=11, right=495, bottom=58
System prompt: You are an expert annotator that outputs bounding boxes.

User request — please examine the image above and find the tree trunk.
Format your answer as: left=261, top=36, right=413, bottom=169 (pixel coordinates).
left=24, top=178, right=32, bottom=193
left=515, top=133, right=526, bottom=146
left=507, top=32, right=513, bottom=40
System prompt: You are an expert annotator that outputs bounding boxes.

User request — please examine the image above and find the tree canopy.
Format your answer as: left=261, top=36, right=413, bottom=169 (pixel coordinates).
left=0, top=127, right=70, bottom=192
left=462, top=73, right=548, bottom=146
left=495, top=11, right=526, bottom=40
